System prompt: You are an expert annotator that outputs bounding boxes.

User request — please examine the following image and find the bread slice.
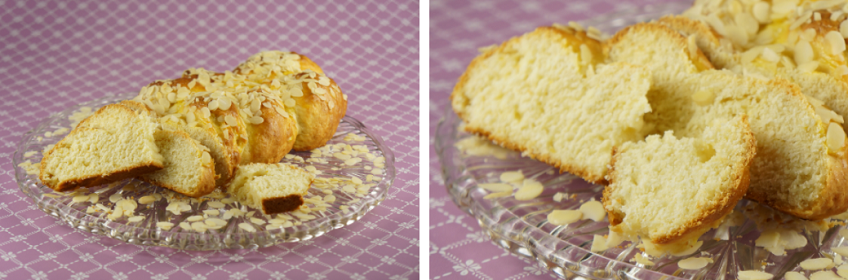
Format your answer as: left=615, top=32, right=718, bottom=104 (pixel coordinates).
left=451, top=26, right=653, bottom=184
left=139, top=127, right=216, bottom=197
left=39, top=103, right=164, bottom=192
left=227, top=163, right=314, bottom=214
left=604, top=116, right=756, bottom=255
left=605, top=22, right=848, bottom=220
left=119, top=101, right=217, bottom=197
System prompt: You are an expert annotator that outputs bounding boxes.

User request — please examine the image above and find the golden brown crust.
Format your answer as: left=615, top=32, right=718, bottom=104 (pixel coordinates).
left=261, top=194, right=305, bottom=214
left=258, top=164, right=313, bottom=214
left=604, top=22, right=715, bottom=71
left=290, top=73, right=347, bottom=151
left=604, top=116, right=756, bottom=245
left=242, top=90, right=297, bottom=163
left=654, top=16, right=736, bottom=69
left=602, top=147, right=624, bottom=226
left=741, top=79, right=848, bottom=220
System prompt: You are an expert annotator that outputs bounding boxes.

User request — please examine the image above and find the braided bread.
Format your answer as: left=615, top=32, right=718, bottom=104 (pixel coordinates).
left=133, top=51, right=345, bottom=195
left=41, top=51, right=347, bottom=199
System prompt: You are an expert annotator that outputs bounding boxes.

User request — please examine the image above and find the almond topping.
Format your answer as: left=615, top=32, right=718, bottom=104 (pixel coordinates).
left=828, top=122, right=846, bottom=154
left=547, top=209, right=582, bottom=225
left=800, top=258, right=834, bottom=270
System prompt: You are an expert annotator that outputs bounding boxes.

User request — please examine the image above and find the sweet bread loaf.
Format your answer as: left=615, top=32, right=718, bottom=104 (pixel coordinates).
left=604, top=116, right=756, bottom=255
left=133, top=51, right=347, bottom=188
left=227, top=163, right=314, bottom=214
left=39, top=103, right=164, bottom=192
left=605, top=22, right=848, bottom=220
left=451, top=26, right=653, bottom=184
left=41, top=51, right=347, bottom=202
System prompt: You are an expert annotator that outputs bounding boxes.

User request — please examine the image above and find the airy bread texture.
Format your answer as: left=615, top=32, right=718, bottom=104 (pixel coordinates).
left=605, top=22, right=848, bottom=220
left=39, top=104, right=164, bottom=192
left=120, top=101, right=217, bottom=197
left=604, top=116, right=756, bottom=249
left=451, top=26, right=652, bottom=184
left=227, top=163, right=314, bottom=214
left=140, top=128, right=216, bottom=198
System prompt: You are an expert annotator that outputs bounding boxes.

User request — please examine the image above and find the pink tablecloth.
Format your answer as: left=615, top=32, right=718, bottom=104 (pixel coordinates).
left=429, top=0, right=681, bottom=279
left=0, top=0, right=419, bottom=279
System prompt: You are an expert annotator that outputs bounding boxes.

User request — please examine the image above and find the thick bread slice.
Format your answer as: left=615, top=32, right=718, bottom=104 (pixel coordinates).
left=140, top=128, right=216, bottom=197
left=604, top=116, right=756, bottom=254
left=451, top=26, right=653, bottom=184
left=227, top=163, right=314, bottom=214
left=606, top=23, right=848, bottom=220
left=39, top=104, right=164, bottom=192
left=119, top=101, right=217, bottom=197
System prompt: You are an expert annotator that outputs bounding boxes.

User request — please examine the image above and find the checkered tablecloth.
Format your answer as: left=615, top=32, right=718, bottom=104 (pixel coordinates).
left=429, top=0, right=683, bottom=279
left=0, top=0, right=419, bottom=279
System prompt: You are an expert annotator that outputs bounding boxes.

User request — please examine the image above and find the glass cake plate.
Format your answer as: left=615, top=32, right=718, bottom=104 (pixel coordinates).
left=436, top=3, right=848, bottom=278
left=13, top=92, right=395, bottom=250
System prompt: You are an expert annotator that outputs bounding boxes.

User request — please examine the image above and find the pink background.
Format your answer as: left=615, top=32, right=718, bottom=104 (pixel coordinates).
left=429, top=0, right=683, bottom=279
left=0, top=0, right=419, bottom=279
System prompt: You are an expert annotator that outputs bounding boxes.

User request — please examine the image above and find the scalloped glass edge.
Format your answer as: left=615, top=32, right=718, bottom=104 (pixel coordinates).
left=13, top=92, right=396, bottom=250
left=434, top=2, right=848, bottom=278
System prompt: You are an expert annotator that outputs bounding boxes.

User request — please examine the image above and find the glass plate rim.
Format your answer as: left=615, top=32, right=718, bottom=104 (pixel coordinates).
left=13, top=92, right=397, bottom=250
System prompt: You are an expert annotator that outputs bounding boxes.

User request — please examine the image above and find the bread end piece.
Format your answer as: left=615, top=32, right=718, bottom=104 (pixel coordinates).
left=227, top=163, right=314, bottom=215
left=39, top=103, right=165, bottom=192
left=452, top=25, right=652, bottom=185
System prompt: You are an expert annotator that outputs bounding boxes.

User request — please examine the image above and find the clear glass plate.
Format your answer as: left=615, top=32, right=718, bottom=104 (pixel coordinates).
left=13, top=92, right=395, bottom=250
left=435, top=3, right=848, bottom=278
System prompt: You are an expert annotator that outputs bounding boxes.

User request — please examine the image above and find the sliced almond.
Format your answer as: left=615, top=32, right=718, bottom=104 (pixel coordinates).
left=784, top=271, right=808, bottom=280
left=633, top=254, right=654, bottom=266
left=547, top=210, right=582, bottom=225
left=478, top=183, right=513, bottom=193
left=579, top=200, right=605, bottom=222
left=678, top=257, right=711, bottom=270
left=590, top=234, right=608, bottom=252
left=737, top=270, right=773, bottom=280
left=827, top=122, right=846, bottom=154
left=514, top=179, right=543, bottom=200
left=810, top=270, right=840, bottom=280
left=800, top=258, right=834, bottom=270
left=499, top=171, right=524, bottom=183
